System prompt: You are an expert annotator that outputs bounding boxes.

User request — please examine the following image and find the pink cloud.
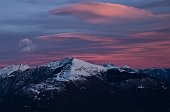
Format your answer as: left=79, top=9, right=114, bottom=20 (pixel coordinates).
left=37, top=32, right=120, bottom=45
left=130, top=32, right=170, bottom=39
left=51, top=2, right=168, bottom=23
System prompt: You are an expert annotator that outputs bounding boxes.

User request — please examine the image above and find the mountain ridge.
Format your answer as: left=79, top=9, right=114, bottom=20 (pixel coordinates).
left=1, top=57, right=169, bottom=74
left=0, top=58, right=170, bottom=112
left=1, top=57, right=169, bottom=82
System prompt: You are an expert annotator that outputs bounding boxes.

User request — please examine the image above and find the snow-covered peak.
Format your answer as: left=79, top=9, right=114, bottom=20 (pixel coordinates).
left=104, top=64, right=138, bottom=73
left=71, top=58, right=106, bottom=74
left=41, top=57, right=72, bottom=69
left=0, top=64, right=30, bottom=78
left=103, top=63, right=119, bottom=69
left=120, top=65, right=138, bottom=73
left=55, top=58, right=107, bottom=81
left=122, top=65, right=131, bottom=69
left=42, top=61, right=61, bottom=69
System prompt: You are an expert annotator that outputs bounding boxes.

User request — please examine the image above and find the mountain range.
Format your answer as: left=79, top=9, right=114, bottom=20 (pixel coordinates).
left=0, top=58, right=170, bottom=112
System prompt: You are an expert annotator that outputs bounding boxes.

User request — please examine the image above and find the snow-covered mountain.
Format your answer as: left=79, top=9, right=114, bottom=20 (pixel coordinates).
left=0, top=64, right=30, bottom=78
left=0, top=58, right=169, bottom=82
left=104, top=64, right=138, bottom=73
left=0, top=58, right=170, bottom=112
left=22, top=58, right=107, bottom=94
left=0, top=58, right=169, bottom=83
left=0, top=58, right=107, bottom=81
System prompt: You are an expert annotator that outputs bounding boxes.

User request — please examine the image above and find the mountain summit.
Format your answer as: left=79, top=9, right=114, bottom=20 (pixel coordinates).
left=54, top=58, right=106, bottom=81
left=0, top=58, right=170, bottom=112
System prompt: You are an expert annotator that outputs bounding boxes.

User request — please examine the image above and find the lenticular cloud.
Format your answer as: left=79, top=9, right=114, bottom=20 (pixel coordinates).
left=51, top=2, right=166, bottom=23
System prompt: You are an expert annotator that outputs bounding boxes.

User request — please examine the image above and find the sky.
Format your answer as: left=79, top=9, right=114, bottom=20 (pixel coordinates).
left=0, top=0, right=170, bottom=68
